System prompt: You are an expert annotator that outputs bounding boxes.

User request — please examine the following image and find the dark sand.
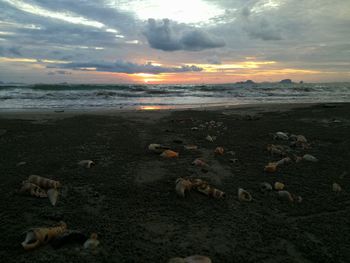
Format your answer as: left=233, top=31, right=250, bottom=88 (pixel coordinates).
left=0, top=103, right=350, bottom=262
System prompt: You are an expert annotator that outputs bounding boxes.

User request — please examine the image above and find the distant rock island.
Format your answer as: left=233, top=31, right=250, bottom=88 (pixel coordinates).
left=236, top=80, right=255, bottom=84
left=279, top=79, right=293, bottom=84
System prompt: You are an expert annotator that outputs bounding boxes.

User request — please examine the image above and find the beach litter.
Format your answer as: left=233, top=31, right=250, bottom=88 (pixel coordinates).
left=168, top=255, right=212, bottom=263
left=78, top=160, right=95, bottom=168
left=332, top=183, right=342, bottom=192
left=160, top=150, right=179, bottom=158
left=238, top=188, right=252, bottom=202
left=22, top=221, right=67, bottom=250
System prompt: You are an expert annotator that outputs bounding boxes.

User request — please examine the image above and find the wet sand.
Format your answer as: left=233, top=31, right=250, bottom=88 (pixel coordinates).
left=0, top=103, right=350, bottom=262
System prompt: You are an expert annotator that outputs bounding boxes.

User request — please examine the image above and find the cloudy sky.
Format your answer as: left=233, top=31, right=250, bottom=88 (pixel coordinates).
left=0, top=0, right=349, bottom=84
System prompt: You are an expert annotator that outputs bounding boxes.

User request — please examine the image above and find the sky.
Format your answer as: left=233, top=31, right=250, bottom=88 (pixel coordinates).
left=0, top=0, right=349, bottom=84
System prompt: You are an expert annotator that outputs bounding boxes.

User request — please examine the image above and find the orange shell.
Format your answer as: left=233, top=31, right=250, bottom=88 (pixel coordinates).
left=264, top=162, right=277, bottom=172
left=160, top=150, right=179, bottom=158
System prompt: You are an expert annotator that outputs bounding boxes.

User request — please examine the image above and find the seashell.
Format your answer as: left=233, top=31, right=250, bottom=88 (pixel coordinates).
left=332, top=183, right=342, bottom=192
left=302, top=154, right=318, bottom=162
left=47, top=188, right=59, bottom=206
left=19, top=181, right=47, bottom=198
left=238, top=188, right=252, bottom=202
left=266, top=144, right=284, bottom=156
left=293, top=195, right=303, bottom=203
left=160, top=150, right=179, bottom=158
left=274, top=132, right=289, bottom=140
left=195, top=181, right=225, bottom=199
left=277, top=190, right=294, bottom=202
left=205, top=135, right=214, bottom=142
left=184, top=255, right=212, bottom=263
left=192, top=158, right=208, bottom=167
left=214, top=147, right=224, bottom=155
left=22, top=221, right=67, bottom=250
left=297, top=135, right=307, bottom=143
left=259, top=182, right=272, bottom=192
left=264, top=162, right=278, bottom=173
left=276, top=157, right=291, bottom=166
left=78, top=160, right=95, bottom=168
left=83, top=233, right=99, bottom=249
left=184, top=145, right=198, bottom=150
left=148, top=143, right=170, bottom=153
left=175, top=178, right=193, bottom=197
left=274, top=182, right=285, bottom=190
left=28, top=175, right=61, bottom=189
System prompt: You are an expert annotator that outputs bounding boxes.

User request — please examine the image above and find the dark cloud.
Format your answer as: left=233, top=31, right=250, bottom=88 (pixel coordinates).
left=207, top=56, right=222, bottom=65
left=244, top=18, right=282, bottom=41
left=48, top=70, right=72, bottom=75
left=144, top=19, right=225, bottom=51
left=53, top=60, right=203, bottom=74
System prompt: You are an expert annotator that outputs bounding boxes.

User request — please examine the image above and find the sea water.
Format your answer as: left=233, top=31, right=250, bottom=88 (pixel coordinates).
left=0, top=82, right=349, bottom=111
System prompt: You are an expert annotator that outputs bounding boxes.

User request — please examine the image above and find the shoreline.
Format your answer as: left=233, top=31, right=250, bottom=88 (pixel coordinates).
left=0, top=102, right=340, bottom=120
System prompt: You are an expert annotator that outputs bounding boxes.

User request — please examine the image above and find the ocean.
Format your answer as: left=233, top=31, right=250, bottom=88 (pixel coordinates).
left=0, top=82, right=350, bottom=111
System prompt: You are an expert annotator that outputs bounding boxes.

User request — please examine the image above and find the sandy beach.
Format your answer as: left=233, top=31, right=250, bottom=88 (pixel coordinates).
left=1, top=103, right=350, bottom=263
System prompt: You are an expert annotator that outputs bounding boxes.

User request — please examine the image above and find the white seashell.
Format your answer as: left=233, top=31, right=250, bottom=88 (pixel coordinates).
left=274, top=132, right=289, bottom=140
left=78, top=160, right=95, bottom=168
left=302, top=154, right=318, bottom=162
left=205, top=135, right=214, bottom=142
left=276, top=157, right=291, bottom=166
left=148, top=143, right=170, bottom=153
left=238, top=188, right=252, bottom=202
left=175, top=178, right=192, bottom=197
left=47, top=188, right=59, bottom=206
left=332, top=183, right=342, bottom=192
left=277, top=190, right=294, bottom=202
left=83, top=233, right=99, bottom=249
left=260, top=182, right=272, bottom=192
